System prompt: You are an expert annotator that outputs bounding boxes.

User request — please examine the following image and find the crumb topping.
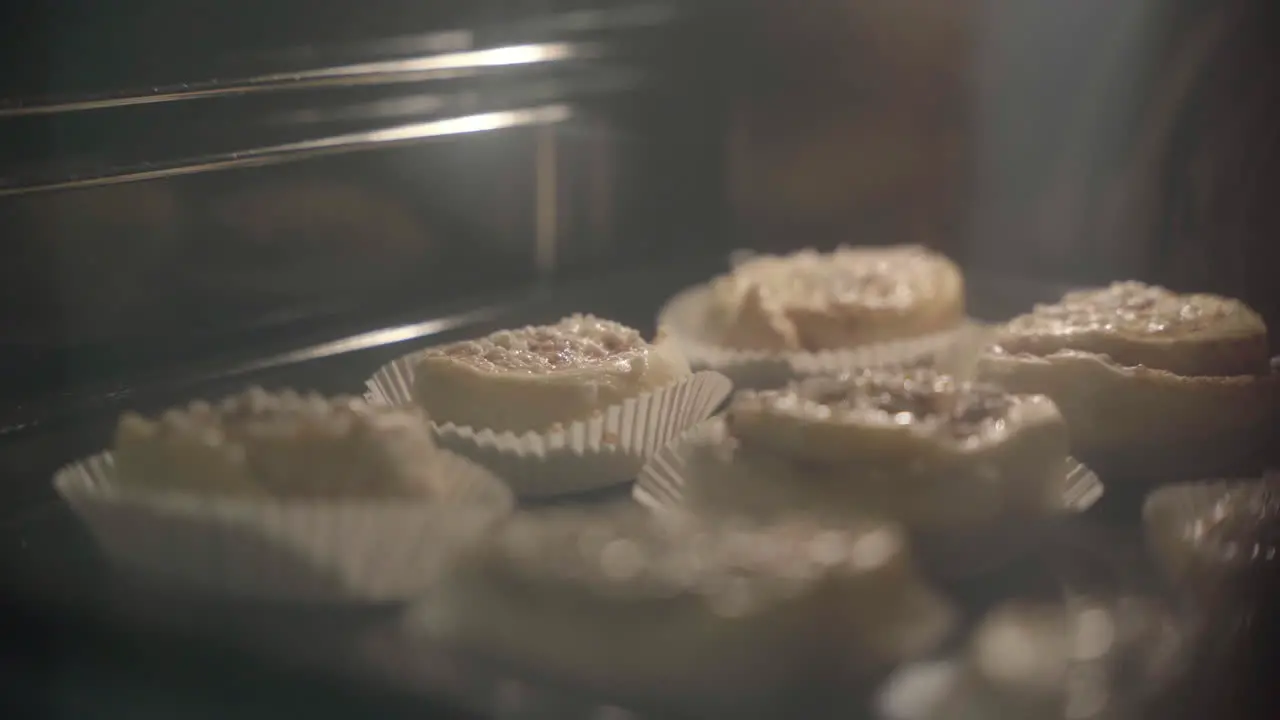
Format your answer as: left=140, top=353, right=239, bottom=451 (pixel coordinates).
left=113, top=387, right=444, bottom=496
left=729, top=368, right=1023, bottom=443
left=421, top=314, right=649, bottom=374
left=119, top=387, right=427, bottom=445
left=476, top=511, right=903, bottom=617
left=720, top=245, right=951, bottom=311
left=1005, top=282, right=1258, bottom=340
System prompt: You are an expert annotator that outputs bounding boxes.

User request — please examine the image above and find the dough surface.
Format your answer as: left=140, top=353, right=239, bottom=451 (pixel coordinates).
left=421, top=509, right=954, bottom=710
left=996, top=281, right=1269, bottom=377
left=706, top=245, right=965, bottom=352
left=412, top=314, right=692, bottom=433
left=113, top=387, right=448, bottom=498
left=683, top=369, right=1070, bottom=532
left=982, top=282, right=1273, bottom=465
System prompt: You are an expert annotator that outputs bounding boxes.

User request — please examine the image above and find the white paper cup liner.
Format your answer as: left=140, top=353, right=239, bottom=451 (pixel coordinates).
left=656, top=284, right=976, bottom=389
left=634, top=420, right=1103, bottom=576
left=366, top=357, right=733, bottom=499
left=55, top=450, right=514, bottom=604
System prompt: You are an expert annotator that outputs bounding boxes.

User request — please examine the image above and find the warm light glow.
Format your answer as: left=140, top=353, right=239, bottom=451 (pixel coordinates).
left=0, top=105, right=573, bottom=196
left=310, top=43, right=579, bottom=81
left=0, top=43, right=582, bottom=118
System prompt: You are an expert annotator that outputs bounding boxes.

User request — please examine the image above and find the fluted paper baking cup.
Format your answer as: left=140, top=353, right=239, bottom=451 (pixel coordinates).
left=365, top=361, right=734, bottom=498
left=55, top=450, right=514, bottom=604
left=634, top=419, right=1103, bottom=575
left=656, top=284, right=976, bottom=389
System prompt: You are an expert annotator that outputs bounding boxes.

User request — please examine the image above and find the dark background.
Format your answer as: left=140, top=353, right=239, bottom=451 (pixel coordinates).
left=2, top=0, right=1279, bottom=353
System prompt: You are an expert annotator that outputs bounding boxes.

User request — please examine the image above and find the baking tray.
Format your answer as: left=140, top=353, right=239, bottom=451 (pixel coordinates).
left=0, top=260, right=1268, bottom=719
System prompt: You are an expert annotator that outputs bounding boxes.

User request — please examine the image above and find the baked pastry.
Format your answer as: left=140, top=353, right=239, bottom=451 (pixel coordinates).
left=680, top=368, right=1070, bottom=537
left=704, top=245, right=965, bottom=352
left=965, top=598, right=1159, bottom=720
left=1144, top=477, right=1280, bottom=596
left=982, top=282, right=1274, bottom=481
left=416, top=509, right=954, bottom=714
left=995, top=282, right=1268, bottom=377
left=113, top=387, right=451, bottom=498
left=412, top=314, right=691, bottom=434
left=880, top=595, right=1178, bottom=720
left=878, top=602, right=1081, bottom=720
